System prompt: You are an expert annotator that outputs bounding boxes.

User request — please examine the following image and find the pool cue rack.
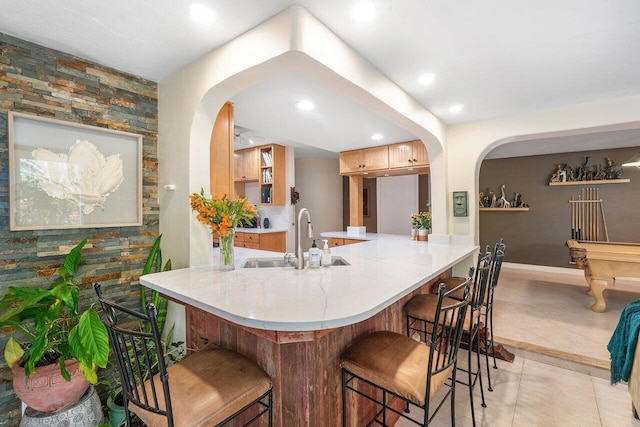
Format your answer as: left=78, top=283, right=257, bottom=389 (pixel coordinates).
left=569, top=187, right=609, bottom=242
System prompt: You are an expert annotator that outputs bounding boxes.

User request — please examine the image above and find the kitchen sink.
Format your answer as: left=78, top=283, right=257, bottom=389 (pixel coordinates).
left=242, top=256, right=350, bottom=268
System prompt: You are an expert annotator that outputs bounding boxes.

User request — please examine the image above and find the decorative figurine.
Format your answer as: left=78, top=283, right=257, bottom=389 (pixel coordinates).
left=511, top=192, right=528, bottom=208
left=495, top=184, right=510, bottom=208
left=577, top=156, right=590, bottom=181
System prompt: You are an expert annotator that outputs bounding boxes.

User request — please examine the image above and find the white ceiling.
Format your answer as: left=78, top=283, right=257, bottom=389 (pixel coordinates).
left=2, top=0, right=640, bottom=157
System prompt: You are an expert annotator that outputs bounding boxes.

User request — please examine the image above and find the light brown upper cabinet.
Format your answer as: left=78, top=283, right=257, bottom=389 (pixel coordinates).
left=234, top=147, right=259, bottom=182
left=388, top=140, right=429, bottom=169
left=339, top=146, right=389, bottom=175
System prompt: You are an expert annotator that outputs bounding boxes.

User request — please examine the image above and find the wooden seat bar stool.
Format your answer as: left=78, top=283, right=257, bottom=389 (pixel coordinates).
left=94, top=283, right=273, bottom=427
left=340, top=281, right=471, bottom=426
left=404, top=247, right=492, bottom=427
left=483, top=239, right=506, bottom=392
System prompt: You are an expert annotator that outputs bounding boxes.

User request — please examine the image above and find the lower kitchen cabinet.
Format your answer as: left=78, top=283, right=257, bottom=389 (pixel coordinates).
left=236, top=231, right=286, bottom=252
left=328, top=238, right=365, bottom=247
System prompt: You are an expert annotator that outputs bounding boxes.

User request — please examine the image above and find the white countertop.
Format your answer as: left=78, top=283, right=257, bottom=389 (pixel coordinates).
left=140, top=234, right=477, bottom=332
left=235, top=227, right=287, bottom=234
left=320, top=231, right=376, bottom=241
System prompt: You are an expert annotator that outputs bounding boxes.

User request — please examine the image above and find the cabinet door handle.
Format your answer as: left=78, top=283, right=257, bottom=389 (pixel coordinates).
left=413, top=158, right=417, bottom=162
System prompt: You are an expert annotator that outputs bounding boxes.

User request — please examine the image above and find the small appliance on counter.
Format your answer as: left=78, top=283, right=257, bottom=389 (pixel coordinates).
left=240, top=216, right=259, bottom=228
left=263, top=217, right=270, bottom=229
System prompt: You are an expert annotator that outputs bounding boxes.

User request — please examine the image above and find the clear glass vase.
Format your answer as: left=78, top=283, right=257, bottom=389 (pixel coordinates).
left=218, top=229, right=235, bottom=271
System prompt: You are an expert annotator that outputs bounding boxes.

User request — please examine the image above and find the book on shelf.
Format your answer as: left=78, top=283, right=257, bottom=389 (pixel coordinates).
left=262, top=169, right=272, bottom=183
left=260, top=150, right=273, bottom=167
left=261, top=186, right=272, bottom=204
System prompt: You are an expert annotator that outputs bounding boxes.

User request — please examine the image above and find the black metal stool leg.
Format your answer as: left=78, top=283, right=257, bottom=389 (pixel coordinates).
left=467, top=341, right=477, bottom=427
left=475, top=328, right=487, bottom=408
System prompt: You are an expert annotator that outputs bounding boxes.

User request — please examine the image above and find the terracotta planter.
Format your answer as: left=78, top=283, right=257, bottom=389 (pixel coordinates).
left=13, top=358, right=90, bottom=412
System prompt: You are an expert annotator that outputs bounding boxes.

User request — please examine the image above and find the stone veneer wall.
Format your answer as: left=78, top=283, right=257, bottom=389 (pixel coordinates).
left=0, top=33, right=158, bottom=425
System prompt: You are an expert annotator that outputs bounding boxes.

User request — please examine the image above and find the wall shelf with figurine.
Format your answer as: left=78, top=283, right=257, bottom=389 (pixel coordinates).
left=479, top=207, right=530, bottom=212
left=548, top=179, right=630, bottom=186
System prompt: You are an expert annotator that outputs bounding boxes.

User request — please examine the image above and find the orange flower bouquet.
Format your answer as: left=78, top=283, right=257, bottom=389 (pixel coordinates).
left=189, top=189, right=257, bottom=270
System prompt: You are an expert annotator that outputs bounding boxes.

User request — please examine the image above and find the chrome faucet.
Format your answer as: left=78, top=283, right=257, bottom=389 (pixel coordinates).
left=284, top=208, right=314, bottom=269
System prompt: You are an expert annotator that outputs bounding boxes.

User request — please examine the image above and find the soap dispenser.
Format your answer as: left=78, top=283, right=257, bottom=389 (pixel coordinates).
left=321, top=239, right=331, bottom=267
left=308, top=239, right=321, bottom=268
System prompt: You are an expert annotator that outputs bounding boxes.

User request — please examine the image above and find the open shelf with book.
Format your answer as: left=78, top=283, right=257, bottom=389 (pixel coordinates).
left=259, top=144, right=286, bottom=205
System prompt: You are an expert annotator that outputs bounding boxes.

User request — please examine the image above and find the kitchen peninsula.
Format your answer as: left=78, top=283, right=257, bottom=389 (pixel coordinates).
left=141, top=235, right=476, bottom=426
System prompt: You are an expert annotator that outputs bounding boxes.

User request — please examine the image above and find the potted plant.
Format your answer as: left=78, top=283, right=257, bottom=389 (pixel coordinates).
left=189, top=190, right=257, bottom=271
left=410, top=214, right=421, bottom=240
left=413, top=212, right=432, bottom=241
left=0, top=238, right=110, bottom=412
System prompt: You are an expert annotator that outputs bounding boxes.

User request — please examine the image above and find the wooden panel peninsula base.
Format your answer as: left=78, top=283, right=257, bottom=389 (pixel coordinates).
left=182, top=272, right=449, bottom=427
left=567, top=239, right=640, bottom=312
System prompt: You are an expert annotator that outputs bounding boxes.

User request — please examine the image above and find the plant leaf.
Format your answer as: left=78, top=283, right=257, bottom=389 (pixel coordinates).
left=63, top=238, right=87, bottom=278
left=25, top=331, right=48, bottom=378
left=142, top=235, right=162, bottom=276
left=153, top=290, right=169, bottom=335
left=0, top=292, right=52, bottom=326
left=74, top=309, right=109, bottom=368
left=78, top=361, right=98, bottom=385
left=59, top=357, right=71, bottom=382
left=50, top=283, right=73, bottom=309
left=4, top=337, right=24, bottom=369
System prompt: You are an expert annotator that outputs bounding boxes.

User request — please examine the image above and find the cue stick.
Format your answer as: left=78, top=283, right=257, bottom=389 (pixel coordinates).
left=578, top=192, right=582, bottom=240
left=592, top=188, right=596, bottom=240
left=600, top=201, right=610, bottom=242
left=571, top=195, right=575, bottom=239
left=589, top=188, right=596, bottom=240
left=578, top=191, right=584, bottom=240
left=596, top=188, right=599, bottom=241
left=586, top=188, right=590, bottom=240
left=593, top=188, right=597, bottom=240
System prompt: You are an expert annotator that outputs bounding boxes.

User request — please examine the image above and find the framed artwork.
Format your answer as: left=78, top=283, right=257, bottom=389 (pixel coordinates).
left=453, top=191, right=468, bottom=217
left=363, top=186, right=370, bottom=217
left=8, top=111, right=143, bottom=230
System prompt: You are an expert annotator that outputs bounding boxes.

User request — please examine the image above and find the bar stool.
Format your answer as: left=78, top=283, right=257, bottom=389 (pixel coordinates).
left=340, top=281, right=471, bottom=426
left=94, top=283, right=273, bottom=427
left=405, top=247, right=492, bottom=427
left=483, top=239, right=506, bottom=392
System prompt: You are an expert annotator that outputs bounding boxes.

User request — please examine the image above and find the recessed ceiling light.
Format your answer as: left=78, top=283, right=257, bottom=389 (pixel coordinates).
left=190, top=3, right=216, bottom=25
left=352, top=1, right=377, bottom=22
left=248, top=139, right=254, bottom=144
left=295, top=99, right=315, bottom=111
left=449, top=104, right=464, bottom=113
left=419, top=73, right=436, bottom=85
left=371, top=133, right=384, bottom=140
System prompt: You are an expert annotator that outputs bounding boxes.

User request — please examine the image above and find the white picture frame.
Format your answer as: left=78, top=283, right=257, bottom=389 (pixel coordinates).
left=8, top=111, right=143, bottom=230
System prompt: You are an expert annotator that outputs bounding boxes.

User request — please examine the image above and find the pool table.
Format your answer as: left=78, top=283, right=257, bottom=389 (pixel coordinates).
left=567, top=239, right=640, bottom=312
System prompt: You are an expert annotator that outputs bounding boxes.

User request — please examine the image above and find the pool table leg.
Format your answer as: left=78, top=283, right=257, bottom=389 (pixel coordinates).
left=584, top=272, right=593, bottom=296
left=589, top=278, right=611, bottom=312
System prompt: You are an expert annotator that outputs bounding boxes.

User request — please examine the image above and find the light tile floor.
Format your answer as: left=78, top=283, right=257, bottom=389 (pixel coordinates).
left=395, top=267, right=640, bottom=426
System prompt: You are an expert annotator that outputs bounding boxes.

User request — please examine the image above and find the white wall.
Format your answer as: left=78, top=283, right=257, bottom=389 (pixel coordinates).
left=294, top=157, right=343, bottom=252
left=377, top=175, right=418, bottom=235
